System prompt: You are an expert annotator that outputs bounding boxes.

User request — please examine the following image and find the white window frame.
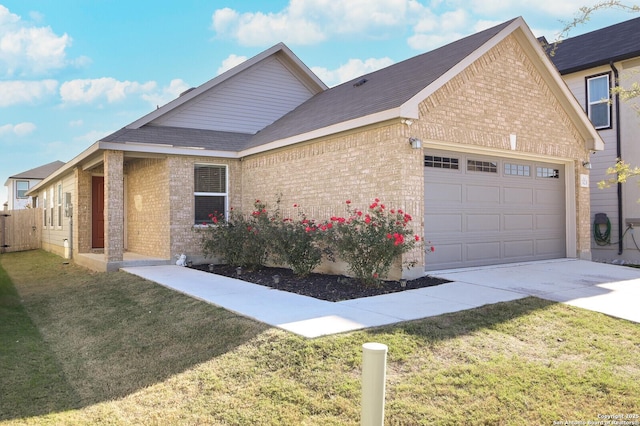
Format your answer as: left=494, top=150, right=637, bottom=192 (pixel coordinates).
left=587, top=73, right=611, bottom=129
left=43, top=190, right=48, bottom=227
left=57, top=183, right=63, bottom=228
left=16, top=180, right=29, bottom=199
left=49, top=188, right=54, bottom=227
left=194, top=164, right=228, bottom=226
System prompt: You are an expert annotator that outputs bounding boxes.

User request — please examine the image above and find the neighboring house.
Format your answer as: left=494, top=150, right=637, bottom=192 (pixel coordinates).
left=28, top=17, right=603, bottom=276
left=547, top=16, right=640, bottom=264
left=3, top=161, right=65, bottom=210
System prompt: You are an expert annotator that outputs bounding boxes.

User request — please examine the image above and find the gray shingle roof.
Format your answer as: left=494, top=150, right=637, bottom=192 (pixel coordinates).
left=547, top=16, right=640, bottom=74
left=102, top=125, right=253, bottom=151
left=9, top=160, right=65, bottom=179
left=246, top=19, right=515, bottom=149
left=102, top=18, right=515, bottom=152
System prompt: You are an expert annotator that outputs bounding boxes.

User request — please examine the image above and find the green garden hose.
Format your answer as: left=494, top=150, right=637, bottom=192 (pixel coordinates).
left=594, top=218, right=612, bottom=246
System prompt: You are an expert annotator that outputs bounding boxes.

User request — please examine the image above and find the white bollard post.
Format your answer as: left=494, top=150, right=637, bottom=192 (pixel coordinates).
left=361, top=342, right=388, bottom=426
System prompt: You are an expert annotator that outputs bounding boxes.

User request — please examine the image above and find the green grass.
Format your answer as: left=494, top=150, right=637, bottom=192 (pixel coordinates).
left=1, top=250, right=639, bottom=425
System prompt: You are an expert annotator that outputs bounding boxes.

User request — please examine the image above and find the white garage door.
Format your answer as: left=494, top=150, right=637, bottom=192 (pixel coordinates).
left=424, top=150, right=566, bottom=271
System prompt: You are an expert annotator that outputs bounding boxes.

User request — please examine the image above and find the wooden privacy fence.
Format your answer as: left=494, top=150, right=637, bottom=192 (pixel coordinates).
left=0, top=208, right=42, bottom=253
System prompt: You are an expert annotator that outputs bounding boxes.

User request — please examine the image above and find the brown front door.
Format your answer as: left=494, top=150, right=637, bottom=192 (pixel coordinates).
left=92, top=176, right=105, bottom=248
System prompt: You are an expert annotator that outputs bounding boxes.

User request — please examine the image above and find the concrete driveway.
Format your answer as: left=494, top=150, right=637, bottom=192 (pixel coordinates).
left=123, top=259, right=640, bottom=338
left=429, top=259, right=640, bottom=324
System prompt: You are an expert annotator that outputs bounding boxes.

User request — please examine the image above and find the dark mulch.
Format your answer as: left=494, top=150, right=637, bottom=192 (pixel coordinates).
left=191, top=264, right=450, bottom=302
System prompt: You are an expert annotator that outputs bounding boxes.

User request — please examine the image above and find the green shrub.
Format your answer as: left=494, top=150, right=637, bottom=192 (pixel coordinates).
left=323, top=199, right=421, bottom=286
left=201, top=197, right=424, bottom=285
left=267, top=202, right=325, bottom=277
left=201, top=201, right=270, bottom=269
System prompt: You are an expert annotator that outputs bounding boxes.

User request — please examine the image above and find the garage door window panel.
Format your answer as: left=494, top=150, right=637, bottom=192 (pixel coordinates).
left=467, top=159, right=497, bottom=173
left=425, top=155, right=459, bottom=169
left=536, top=167, right=560, bottom=179
left=504, top=163, right=530, bottom=177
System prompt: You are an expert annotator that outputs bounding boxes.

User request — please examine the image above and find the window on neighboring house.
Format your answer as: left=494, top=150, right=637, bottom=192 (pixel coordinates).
left=194, top=164, right=227, bottom=225
left=16, top=180, right=29, bottom=198
left=57, top=183, right=63, bottom=227
left=587, top=74, right=611, bottom=129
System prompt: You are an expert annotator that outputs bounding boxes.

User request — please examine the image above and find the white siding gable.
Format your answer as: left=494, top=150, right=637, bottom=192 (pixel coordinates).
left=153, top=57, right=316, bottom=134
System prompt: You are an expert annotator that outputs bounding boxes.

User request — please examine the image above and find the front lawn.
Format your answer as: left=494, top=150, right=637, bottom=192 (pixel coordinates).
left=1, top=250, right=638, bottom=425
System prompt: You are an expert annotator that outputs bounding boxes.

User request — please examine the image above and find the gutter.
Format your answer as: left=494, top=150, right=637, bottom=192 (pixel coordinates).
left=611, top=61, right=623, bottom=255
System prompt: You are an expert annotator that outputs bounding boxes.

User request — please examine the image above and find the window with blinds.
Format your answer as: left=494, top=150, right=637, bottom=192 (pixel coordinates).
left=194, top=164, right=227, bottom=225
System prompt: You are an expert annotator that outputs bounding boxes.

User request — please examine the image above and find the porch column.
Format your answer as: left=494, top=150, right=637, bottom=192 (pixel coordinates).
left=104, top=150, right=124, bottom=262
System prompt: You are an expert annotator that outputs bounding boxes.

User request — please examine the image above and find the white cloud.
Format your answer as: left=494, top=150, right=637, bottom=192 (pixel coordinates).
left=312, top=57, right=395, bottom=87
left=217, top=54, right=248, bottom=75
left=69, top=119, right=83, bottom=127
left=141, top=78, right=192, bottom=107
left=460, top=0, right=595, bottom=17
left=0, top=122, right=36, bottom=137
left=59, top=78, right=157, bottom=104
left=408, top=8, right=472, bottom=51
left=211, top=0, right=425, bottom=46
left=0, top=5, right=73, bottom=76
left=0, top=79, right=58, bottom=107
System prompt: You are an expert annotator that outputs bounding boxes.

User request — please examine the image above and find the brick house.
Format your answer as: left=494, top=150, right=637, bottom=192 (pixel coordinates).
left=28, top=17, right=603, bottom=276
left=546, top=16, right=640, bottom=264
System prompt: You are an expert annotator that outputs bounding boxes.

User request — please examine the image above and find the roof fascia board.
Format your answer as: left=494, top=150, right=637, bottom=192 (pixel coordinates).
left=274, top=45, right=328, bottom=92
left=27, top=142, right=101, bottom=195
left=126, top=43, right=326, bottom=130
left=98, top=141, right=240, bottom=158
left=239, top=108, right=404, bottom=157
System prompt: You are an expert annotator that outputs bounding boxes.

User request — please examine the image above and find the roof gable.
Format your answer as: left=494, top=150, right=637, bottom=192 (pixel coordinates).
left=548, top=16, right=640, bottom=74
left=245, top=19, right=516, bottom=150
left=152, top=55, right=319, bottom=134
left=124, top=43, right=326, bottom=132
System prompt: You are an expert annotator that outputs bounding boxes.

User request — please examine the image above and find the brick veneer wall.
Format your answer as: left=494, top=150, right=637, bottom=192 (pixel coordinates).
left=168, top=156, right=242, bottom=260
left=125, top=158, right=170, bottom=258
left=104, top=150, right=124, bottom=262
left=241, top=123, right=425, bottom=279
left=123, top=155, right=242, bottom=260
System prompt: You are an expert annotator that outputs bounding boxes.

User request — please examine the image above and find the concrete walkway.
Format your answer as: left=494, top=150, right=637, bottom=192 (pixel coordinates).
left=122, top=259, right=640, bottom=338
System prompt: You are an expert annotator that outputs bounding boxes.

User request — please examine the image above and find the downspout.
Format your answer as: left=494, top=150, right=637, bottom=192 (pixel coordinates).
left=610, top=61, right=623, bottom=255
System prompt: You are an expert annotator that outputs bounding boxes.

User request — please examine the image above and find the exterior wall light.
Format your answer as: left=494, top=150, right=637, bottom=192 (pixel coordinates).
left=409, top=137, right=422, bottom=149
left=583, top=161, right=592, bottom=169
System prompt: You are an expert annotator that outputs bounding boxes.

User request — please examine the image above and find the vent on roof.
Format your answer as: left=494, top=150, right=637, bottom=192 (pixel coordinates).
left=179, top=87, right=196, bottom=97
left=353, top=78, right=368, bottom=87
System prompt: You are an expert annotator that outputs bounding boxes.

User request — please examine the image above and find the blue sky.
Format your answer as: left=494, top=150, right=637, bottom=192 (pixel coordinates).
left=1, top=0, right=637, bottom=204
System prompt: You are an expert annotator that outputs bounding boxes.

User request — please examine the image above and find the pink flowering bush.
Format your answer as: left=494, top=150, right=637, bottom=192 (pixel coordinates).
left=201, top=200, right=270, bottom=269
left=266, top=199, right=327, bottom=277
left=201, top=197, right=425, bottom=285
left=323, top=199, right=421, bottom=286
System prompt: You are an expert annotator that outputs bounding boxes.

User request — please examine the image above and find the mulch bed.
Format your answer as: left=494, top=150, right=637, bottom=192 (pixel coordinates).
left=191, top=264, right=450, bottom=302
